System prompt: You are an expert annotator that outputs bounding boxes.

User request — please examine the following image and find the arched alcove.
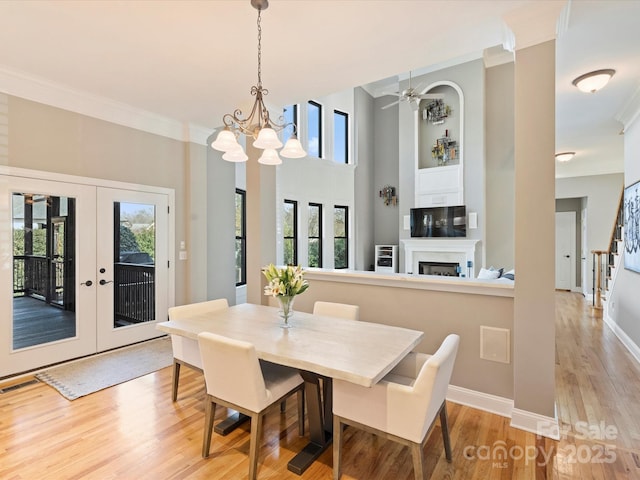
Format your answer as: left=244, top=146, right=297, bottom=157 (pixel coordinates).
left=414, top=81, right=464, bottom=207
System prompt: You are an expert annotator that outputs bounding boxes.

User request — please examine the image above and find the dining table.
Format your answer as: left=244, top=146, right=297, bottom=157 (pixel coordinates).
left=156, top=302, right=424, bottom=475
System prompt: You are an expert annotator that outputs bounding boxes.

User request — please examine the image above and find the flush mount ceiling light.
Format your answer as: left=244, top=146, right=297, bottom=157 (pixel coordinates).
left=555, top=152, right=575, bottom=162
left=211, top=0, right=306, bottom=165
left=571, top=69, right=616, bottom=93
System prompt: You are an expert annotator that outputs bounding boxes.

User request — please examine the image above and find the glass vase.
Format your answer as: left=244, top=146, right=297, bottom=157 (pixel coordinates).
left=277, top=295, right=295, bottom=328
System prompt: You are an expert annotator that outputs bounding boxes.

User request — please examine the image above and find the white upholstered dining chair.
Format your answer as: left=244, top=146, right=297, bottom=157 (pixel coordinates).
left=313, top=301, right=360, bottom=321
left=332, top=334, right=460, bottom=480
left=167, top=298, right=229, bottom=401
left=197, top=332, right=305, bottom=480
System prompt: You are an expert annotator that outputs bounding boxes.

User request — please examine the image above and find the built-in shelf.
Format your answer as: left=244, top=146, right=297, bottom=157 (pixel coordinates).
left=375, top=245, right=398, bottom=273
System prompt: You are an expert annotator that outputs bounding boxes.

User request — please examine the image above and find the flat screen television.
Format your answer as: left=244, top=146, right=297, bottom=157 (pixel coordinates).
left=410, top=206, right=466, bottom=238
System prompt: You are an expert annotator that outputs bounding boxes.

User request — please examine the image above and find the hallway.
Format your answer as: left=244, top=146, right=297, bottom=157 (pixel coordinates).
left=554, top=291, right=640, bottom=478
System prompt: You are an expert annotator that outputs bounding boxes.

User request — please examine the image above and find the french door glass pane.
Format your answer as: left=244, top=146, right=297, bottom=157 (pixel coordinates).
left=114, top=202, right=155, bottom=328
left=12, top=193, right=77, bottom=349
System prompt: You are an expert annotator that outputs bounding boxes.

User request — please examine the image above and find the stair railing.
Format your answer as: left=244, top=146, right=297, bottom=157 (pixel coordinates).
left=591, top=189, right=624, bottom=316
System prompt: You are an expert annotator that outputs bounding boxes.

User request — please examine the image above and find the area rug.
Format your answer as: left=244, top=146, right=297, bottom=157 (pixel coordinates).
left=36, top=337, right=173, bottom=400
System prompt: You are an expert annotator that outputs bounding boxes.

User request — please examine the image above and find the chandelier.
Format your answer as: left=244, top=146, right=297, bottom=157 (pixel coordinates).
left=211, top=0, right=306, bottom=165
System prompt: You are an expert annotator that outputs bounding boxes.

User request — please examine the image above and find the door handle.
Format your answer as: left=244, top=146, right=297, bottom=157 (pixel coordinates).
left=565, top=255, right=570, bottom=258
left=81, top=280, right=93, bottom=286
left=99, top=279, right=113, bottom=285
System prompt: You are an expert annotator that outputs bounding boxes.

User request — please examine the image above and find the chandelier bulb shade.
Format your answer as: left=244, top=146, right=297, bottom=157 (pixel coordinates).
left=572, top=69, right=615, bottom=93
left=555, top=152, right=575, bottom=162
left=211, top=127, right=239, bottom=152
left=253, top=126, right=283, bottom=149
left=222, top=143, right=249, bottom=162
left=214, top=0, right=306, bottom=164
left=258, top=148, right=282, bottom=165
left=280, top=135, right=307, bottom=158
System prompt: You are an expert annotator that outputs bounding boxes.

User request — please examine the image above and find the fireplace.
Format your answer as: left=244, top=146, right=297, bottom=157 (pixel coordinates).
left=401, top=239, right=480, bottom=277
left=419, top=261, right=459, bottom=276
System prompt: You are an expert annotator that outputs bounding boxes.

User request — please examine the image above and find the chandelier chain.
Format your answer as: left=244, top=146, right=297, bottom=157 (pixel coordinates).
left=257, top=9, right=262, bottom=88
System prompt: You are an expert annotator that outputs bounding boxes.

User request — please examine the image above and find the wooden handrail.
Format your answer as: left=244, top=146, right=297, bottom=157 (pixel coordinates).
left=607, top=188, right=624, bottom=253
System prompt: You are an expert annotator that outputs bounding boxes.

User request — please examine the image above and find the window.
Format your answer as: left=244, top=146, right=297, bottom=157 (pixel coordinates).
left=308, top=203, right=322, bottom=267
left=333, top=110, right=349, bottom=164
left=235, top=189, right=246, bottom=286
left=283, top=199, right=297, bottom=266
left=283, top=104, right=298, bottom=144
left=334, top=206, right=348, bottom=269
left=307, top=101, right=322, bottom=158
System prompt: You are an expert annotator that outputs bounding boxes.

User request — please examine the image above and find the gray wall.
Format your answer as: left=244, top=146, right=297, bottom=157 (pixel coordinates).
left=556, top=173, right=623, bottom=293
left=354, top=87, right=376, bottom=271
left=373, top=95, right=400, bottom=250
left=556, top=197, right=584, bottom=288
left=206, top=142, right=237, bottom=305
left=485, top=62, right=515, bottom=270
left=294, top=276, right=514, bottom=399
left=397, top=59, right=486, bottom=272
left=4, top=95, right=192, bottom=306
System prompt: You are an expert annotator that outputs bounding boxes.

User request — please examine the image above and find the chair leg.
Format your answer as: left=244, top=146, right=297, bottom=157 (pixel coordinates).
left=296, top=388, right=305, bottom=436
left=248, top=413, right=262, bottom=480
left=172, top=360, right=181, bottom=402
left=411, top=442, right=426, bottom=480
left=332, top=415, right=343, bottom=480
left=439, top=402, right=452, bottom=462
left=202, top=396, right=216, bottom=458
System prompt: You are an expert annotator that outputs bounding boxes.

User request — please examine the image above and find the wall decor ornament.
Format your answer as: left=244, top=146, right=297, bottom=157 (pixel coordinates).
left=379, top=185, right=397, bottom=206
left=431, top=130, right=458, bottom=166
left=624, top=180, right=640, bottom=273
left=423, top=99, right=451, bottom=125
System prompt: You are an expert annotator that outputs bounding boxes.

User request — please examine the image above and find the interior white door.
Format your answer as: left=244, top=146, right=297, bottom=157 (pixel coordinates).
left=95, top=188, right=169, bottom=351
left=556, top=211, right=576, bottom=291
left=0, top=175, right=97, bottom=377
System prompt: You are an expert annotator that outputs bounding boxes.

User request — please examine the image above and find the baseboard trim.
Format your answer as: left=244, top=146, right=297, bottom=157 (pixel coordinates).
left=511, top=408, right=560, bottom=440
left=602, top=308, right=640, bottom=365
left=447, top=385, right=513, bottom=418
left=447, top=385, right=559, bottom=439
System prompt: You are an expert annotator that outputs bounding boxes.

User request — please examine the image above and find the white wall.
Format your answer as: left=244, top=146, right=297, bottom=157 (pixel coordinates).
left=608, top=111, right=640, bottom=349
left=275, top=89, right=356, bottom=269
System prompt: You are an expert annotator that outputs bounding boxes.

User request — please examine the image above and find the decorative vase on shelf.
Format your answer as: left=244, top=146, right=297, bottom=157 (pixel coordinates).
left=277, top=295, right=296, bottom=329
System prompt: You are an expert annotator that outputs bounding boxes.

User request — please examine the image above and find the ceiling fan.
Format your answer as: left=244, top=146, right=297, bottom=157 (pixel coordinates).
left=381, top=71, right=444, bottom=111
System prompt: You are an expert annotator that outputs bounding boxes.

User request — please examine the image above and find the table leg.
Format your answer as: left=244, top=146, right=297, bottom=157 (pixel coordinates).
left=287, top=371, right=332, bottom=475
left=214, top=412, right=250, bottom=436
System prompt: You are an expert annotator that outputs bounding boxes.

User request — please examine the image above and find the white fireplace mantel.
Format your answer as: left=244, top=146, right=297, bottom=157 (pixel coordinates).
left=401, top=238, right=480, bottom=276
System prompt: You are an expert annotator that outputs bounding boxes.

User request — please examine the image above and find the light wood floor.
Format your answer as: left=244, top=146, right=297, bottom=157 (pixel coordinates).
left=1, top=292, right=639, bottom=479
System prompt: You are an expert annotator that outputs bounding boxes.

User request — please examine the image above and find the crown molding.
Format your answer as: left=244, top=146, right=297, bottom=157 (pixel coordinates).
left=483, top=45, right=514, bottom=69
left=502, top=1, right=567, bottom=51
left=0, top=66, right=210, bottom=146
left=615, top=83, right=640, bottom=132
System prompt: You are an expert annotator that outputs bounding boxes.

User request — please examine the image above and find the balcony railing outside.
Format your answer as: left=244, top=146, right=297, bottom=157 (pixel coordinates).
left=114, top=263, right=155, bottom=324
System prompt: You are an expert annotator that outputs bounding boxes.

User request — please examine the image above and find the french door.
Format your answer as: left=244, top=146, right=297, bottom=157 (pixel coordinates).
left=0, top=171, right=172, bottom=377
left=96, top=188, right=169, bottom=351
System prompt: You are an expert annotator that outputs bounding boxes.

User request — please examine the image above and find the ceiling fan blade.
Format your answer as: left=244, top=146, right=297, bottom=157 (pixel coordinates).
left=381, top=100, right=401, bottom=109
left=380, top=90, right=401, bottom=97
